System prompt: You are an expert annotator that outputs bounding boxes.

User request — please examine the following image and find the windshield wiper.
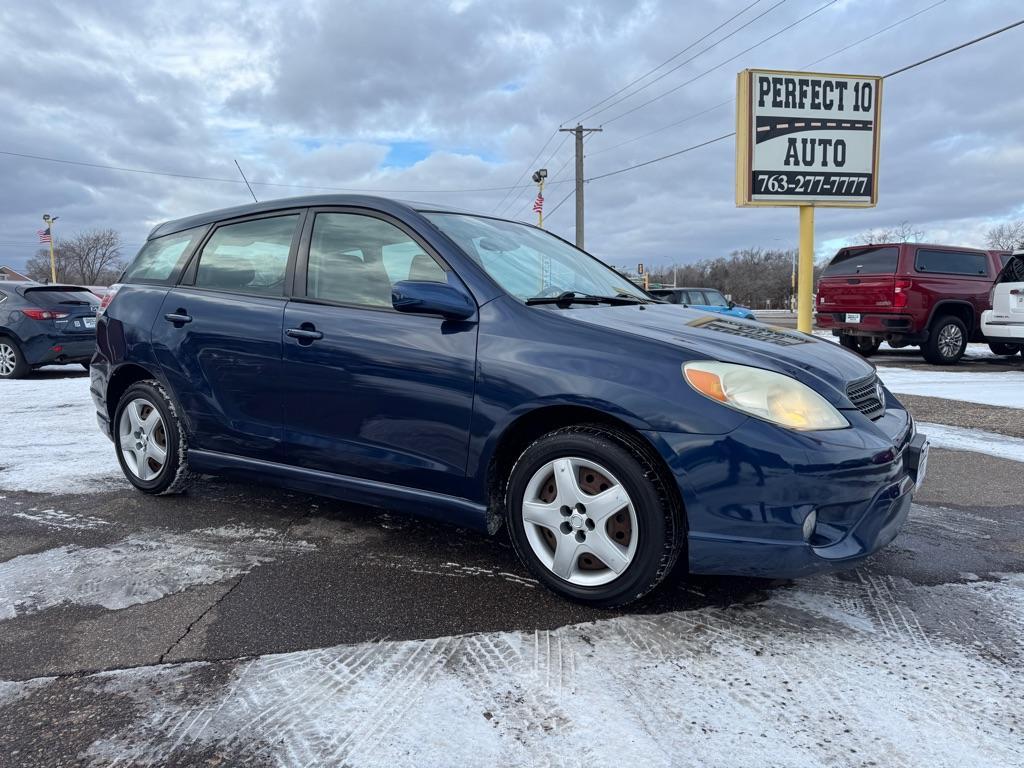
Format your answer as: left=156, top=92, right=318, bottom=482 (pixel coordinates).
left=526, top=291, right=649, bottom=307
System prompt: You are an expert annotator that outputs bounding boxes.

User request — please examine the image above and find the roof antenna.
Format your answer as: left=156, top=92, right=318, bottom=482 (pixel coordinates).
left=234, top=159, right=259, bottom=202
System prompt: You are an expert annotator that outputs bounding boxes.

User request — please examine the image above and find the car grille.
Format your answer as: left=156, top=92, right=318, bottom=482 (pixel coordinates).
left=846, top=374, right=886, bottom=420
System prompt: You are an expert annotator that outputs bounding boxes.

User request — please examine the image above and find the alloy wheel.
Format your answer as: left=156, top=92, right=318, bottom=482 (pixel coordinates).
left=937, top=324, right=963, bottom=359
left=118, top=397, right=168, bottom=481
left=521, top=457, right=638, bottom=586
left=0, top=343, right=15, bottom=376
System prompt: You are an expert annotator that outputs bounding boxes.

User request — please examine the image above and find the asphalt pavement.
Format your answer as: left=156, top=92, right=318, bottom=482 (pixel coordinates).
left=1, top=361, right=1022, bottom=766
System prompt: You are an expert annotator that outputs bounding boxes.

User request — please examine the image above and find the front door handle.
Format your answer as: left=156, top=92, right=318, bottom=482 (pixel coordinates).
left=164, top=311, right=192, bottom=324
left=285, top=326, right=323, bottom=342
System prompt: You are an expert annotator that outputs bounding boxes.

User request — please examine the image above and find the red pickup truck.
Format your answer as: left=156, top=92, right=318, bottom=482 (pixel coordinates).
left=816, top=243, right=1012, bottom=365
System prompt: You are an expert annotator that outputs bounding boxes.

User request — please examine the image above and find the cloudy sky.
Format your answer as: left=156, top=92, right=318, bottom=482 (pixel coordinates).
left=1, top=0, right=1022, bottom=275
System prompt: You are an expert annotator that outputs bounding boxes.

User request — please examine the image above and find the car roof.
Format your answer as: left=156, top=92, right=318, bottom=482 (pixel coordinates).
left=653, top=286, right=719, bottom=292
left=147, top=194, right=481, bottom=240
left=838, top=242, right=990, bottom=252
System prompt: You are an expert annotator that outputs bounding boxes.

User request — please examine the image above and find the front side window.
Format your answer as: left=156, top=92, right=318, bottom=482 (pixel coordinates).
left=703, top=290, right=728, bottom=306
left=423, top=213, right=647, bottom=303
left=195, top=215, right=299, bottom=296
left=307, top=213, right=447, bottom=308
left=685, top=291, right=707, bottom=305
left=915, top=249, right=988, bottom=276
left=123, top=226, right=205, bottom=284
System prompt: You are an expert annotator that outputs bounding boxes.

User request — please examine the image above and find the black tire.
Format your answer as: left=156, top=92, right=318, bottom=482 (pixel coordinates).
left=988, top=342, right=1021, bottom=357
left=923, top=316, right=968, bottom=365
left=113, top=379, right=193, bottom=495
left=505, top=424, right=684, bottom=608
left=0, top=337, right=29, bottom=379
left=840, top=334, right=880, bottom=356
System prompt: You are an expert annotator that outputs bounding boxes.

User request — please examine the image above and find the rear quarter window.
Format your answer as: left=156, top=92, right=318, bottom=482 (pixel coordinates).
left=822, top=246, right=898, bottom=276
left=122, top=226, right=206, bottom=285
left=914, top=249, right=988, bottom=277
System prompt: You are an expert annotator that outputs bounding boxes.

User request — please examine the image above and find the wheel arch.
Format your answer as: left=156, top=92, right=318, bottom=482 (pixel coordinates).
left=105, top=363, right=169, bottom=425
left=485, top=404, right=685, bottom=530
left=926, top=300, right=975, bottom=334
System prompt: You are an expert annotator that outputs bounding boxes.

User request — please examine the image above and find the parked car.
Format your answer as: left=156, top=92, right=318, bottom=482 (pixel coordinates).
left=816, top=243, right=1010, bottom=364
left=980, top=251, right=1024, bottom=356
left=649, top=286, right=757, bottom=320
left=0, top=282, right=100, bottom=378
left=92, top=195, right=926, bottom=606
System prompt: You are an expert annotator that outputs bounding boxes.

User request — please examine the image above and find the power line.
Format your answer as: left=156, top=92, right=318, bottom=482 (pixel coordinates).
left=566, top=0, right=773, bottom=125
left=588, top=0, right=947, bottom=157
left=543, top=188, right=576, bottom=221
left=883, top=16, right=1024, bottom=77
left=495, top=131, right=571, bottom=216
left=0, top=149, right=570, bottom=195
left=582, top=16, right=1024, bottom=184
left=601, top=0, right=840, bottom=127
left=490, top=129, right=560, bottom=213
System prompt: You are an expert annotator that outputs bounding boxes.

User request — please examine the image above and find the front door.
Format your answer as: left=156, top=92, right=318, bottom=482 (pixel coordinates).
left=152, top=212, right=302, bottom=462
left=280, top=209, right=478, bottom=496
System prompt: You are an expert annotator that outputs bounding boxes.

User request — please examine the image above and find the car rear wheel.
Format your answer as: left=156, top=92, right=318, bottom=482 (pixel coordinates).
left=506, top=425, right=684, bottom=607
left=0, top=338, right=29, bottom=379
left=988, top=342, right=1021, bottom=356
left=114, top=380, right=193, bottom=495
left=923, top=316, right=968, bottom=365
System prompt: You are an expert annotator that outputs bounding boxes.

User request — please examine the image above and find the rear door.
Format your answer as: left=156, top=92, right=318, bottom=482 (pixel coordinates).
left=913, top=247, right=993, bottom=322
left=151, top=211, right=303, bottom=462
left=280, top=208, right=478, bottom=496
left=817, top=246, right=899, bottom=315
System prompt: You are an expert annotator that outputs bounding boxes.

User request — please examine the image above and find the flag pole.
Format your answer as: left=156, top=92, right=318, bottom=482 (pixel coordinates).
left=43, top=214, right=57, bottom=283
left=537, top=177, right=545, bottom=229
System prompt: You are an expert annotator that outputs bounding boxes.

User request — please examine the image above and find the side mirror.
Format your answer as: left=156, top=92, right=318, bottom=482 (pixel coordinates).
left=392, top=280, right=476, bottom=320
left=728, top=300, right=736, bottom=309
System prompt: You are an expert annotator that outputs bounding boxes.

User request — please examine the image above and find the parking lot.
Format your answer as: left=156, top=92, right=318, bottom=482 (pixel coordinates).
left=2, top=346, right=1023, bottom=767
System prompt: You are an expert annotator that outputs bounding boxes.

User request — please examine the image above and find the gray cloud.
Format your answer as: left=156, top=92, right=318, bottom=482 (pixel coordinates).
left=1, top=0, right=1022, bottom=275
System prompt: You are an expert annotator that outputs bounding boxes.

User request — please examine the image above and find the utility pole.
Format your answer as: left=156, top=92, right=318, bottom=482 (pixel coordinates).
left=559, top=124, right=601, bottom=249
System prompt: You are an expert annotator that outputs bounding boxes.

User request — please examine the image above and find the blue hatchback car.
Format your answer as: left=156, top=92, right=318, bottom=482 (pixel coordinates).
left=649, top=287, right=757, bottom=320
left=91, top=196, right=928, bottom=606
left=1, top=282, right=99, bottom=378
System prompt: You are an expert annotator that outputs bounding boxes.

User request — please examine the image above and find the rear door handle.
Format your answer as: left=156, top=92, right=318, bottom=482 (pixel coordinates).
left=285, top=327, right=323, bottom=342
left=164, top=311, right=192, bottom=324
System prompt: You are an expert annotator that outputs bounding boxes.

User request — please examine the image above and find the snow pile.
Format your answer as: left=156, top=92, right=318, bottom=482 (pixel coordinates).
left=918, top=422, right=1024, bottom=463
left=0, top=373, right=122, bottom=493
left=878, top=367, right=1024, bottom=409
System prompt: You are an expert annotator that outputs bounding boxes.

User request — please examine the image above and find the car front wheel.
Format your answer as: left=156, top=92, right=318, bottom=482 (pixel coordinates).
left=506, top=425, right=684, bottom=607
left=114, top=379, right=193, bottom=495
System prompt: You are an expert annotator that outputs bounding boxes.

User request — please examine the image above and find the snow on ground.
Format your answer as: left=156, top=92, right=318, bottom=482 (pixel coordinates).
left=810, top=330, right=1005, bottom=358
left=877, top=368, right=1024, bottom=409
left=918, top=422, right=1024, bottom=463
left=0, top=373, right=122, bottom=493
left=61, top=570, right=1024, bottom=767
left=0, top=525, right=314, bottom=620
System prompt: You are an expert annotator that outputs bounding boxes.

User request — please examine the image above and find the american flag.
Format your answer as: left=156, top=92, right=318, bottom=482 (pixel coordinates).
left=532, top=193, right=544, bottom=214
left=37, top=228, right=51, bottom=244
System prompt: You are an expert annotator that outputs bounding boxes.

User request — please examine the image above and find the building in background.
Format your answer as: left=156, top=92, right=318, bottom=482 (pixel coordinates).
left=0, top=265, right=30, bottom=282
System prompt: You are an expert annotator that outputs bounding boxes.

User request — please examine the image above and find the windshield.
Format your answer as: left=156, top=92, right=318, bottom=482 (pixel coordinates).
left=423, top=213, right=648, bottom=303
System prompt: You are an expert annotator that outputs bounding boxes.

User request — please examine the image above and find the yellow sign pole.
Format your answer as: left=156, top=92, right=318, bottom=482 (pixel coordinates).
left=797, top=205, right=814, bottom=333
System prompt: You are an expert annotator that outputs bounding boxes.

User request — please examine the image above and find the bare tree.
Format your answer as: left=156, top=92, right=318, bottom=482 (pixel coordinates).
left=855, top=220, right=924, bottom=245
left=23, top=229, right=125, bottom=285
left=984, top=220, right=1024, bottom=251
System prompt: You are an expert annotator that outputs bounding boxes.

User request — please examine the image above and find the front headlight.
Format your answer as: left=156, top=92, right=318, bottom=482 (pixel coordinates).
left=683, top=361, right=849, bottom=431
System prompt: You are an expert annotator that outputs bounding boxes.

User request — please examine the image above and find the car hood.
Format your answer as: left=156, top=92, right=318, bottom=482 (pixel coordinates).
left=559, top=304, right=874, bottom=406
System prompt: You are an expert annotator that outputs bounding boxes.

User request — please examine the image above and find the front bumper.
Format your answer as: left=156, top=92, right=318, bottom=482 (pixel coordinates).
left=644, top=400, right=920, bottom=579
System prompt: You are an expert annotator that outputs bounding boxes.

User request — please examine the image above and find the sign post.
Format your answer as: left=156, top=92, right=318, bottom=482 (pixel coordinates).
left=736, top=69, right=882, bottom=332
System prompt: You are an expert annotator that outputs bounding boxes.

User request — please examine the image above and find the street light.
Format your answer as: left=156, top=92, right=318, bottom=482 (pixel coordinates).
left=531, top=169, right=548, bottom=228
left=42, top=213, right=59, bottom=284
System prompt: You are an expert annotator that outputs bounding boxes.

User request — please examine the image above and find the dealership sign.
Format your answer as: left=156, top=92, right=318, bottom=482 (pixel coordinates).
left=736, top=69, right=882, bottom=207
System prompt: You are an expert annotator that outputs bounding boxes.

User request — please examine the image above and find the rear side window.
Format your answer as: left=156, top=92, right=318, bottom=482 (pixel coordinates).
left=195, top=215, right=299, bottom=296
left=23, top=287, right=99, bottom=308
left=822, top=247, right=898, bottom=276
left=123, top=227, right=205, bottom=284
left=915, top=249, right=988, bottom=276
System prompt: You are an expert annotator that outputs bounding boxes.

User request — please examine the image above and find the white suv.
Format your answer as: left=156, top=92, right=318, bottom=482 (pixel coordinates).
left=981, top=251, right=1024, bottom=355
